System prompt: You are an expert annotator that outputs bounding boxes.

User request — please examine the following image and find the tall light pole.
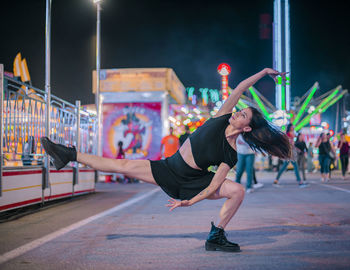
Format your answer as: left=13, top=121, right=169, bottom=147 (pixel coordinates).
left=93, top=0, right=102, bottom=158
left=44, top=0, right=52, bottom=193
left=273, top=0, right=290, bottom=111
left=92, top=0, right=102, bottom=182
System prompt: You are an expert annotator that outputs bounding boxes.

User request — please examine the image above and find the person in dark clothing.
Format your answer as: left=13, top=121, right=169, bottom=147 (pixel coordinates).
left=179, top=125, right=191, bottom=146
left=295, top=133, right=308, bottom=181
left=40, top=68, right=291, bottom=253
left=316, top=133, right=335, bottom=182
left=327, top=133, right=336, bottom=178
left=338, top=133, right=349, bottom=180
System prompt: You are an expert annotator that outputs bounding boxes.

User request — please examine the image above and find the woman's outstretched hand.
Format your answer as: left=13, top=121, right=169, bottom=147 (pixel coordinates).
left=166, top=198, right=191, bottom=211
left=264, top=68, right=288, bottom=83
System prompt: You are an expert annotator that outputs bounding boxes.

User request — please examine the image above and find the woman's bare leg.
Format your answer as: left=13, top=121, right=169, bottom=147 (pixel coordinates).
left=77, top=152, right=157, bottom=185
left=208, top=180, right=245, bottom=229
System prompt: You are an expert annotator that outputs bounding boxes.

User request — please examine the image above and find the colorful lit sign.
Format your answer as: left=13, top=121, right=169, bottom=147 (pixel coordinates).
left=217, top=63, right=231, bottom=100
left=102, top=102, right=162, bottom=160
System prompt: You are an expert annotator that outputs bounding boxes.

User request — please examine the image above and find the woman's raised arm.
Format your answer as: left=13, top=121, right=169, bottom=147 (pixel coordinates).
left=214, top=68, right=284, bottom=118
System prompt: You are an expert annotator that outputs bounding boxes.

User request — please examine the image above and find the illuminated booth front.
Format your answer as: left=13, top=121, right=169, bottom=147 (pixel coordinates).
left=92, top=68, right=185, bottom=161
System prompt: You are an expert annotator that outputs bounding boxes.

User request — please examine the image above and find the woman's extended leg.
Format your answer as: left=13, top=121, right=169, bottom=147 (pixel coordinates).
left=208, top=179, right=245, bottom=229
left=77, top=152, right=157, bottom=185
left=41, top=136, right=157, bottom=184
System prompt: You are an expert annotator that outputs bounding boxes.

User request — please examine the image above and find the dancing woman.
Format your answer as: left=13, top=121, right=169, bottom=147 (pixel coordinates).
left=41, top=68, right=291, bottom=252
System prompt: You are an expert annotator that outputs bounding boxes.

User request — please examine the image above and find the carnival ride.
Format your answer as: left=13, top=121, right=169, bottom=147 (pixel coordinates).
left=234, top=82, right=348, bottom=132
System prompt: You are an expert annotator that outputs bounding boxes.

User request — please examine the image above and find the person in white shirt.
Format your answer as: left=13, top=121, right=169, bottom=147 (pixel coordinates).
left=235, top=134, right=257, bottom=193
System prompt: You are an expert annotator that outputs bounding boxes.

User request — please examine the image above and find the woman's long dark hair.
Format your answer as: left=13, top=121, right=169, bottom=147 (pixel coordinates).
left=242, top=107, right=292, bottom=159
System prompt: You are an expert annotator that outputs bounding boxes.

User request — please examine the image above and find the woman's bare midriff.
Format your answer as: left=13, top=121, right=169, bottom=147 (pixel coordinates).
left=179, top=138, right=203, bottom=171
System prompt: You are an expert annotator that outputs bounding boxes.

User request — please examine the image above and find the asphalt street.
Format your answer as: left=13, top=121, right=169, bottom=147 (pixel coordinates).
left=0, top=170, right=349, bottom=270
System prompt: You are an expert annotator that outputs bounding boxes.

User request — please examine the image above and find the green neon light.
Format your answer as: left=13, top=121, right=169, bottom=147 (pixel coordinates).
left=248, top=87, right=271, bottom=120
left=209, top=89, right=220, bottom=103
left=199, top=88, right=209, bottom=105
left=281, top=84, right=286, bottom=110
left=292, top=84, right=318, bottom=125
left=236, top=104, right=243, bottom=110
left=285, top=76, right=290, bottom=85
left=321, top=91, right=347, bottom=113
left=187, top=87, right=195, bottom=99
left=295, top=86, right=341, bottom=131
left=238, top=99, right=248, bottom=109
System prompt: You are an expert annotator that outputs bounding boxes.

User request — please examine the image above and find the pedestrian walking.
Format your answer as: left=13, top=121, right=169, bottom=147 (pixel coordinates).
left=338, top=133, right=349, bottom=180
left=41, top=68, right=291, bottom=252
left=316, top=133, right=335, bottom=182
left=327, top=133, right=336, bottom=179
left=273, top=124, right=309, bottom=188
left=295, top=133, right=308, bottom=181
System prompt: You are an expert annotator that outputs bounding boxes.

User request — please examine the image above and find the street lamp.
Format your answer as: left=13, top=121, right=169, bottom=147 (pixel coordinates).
left=92, top=0, right=102, bottom=183
left=44, top=0, right=52, bottom=192
left=93, top=0, right=102, bottom=158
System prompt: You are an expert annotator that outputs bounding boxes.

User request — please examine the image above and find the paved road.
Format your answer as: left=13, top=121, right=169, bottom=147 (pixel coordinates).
left=0, top=171, right=350, bottom=270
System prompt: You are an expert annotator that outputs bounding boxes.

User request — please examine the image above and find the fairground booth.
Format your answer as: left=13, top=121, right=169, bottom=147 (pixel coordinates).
left=91, top=68, right=186, bottom=163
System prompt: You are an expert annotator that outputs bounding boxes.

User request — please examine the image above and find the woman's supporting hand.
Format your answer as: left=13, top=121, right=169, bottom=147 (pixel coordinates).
left=264, top=68, right=288, bottom=83
left=166, top=198, right=191, bottom=211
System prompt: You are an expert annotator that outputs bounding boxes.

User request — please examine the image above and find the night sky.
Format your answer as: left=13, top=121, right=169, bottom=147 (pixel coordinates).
left=1, top=0, right=350, bottom=127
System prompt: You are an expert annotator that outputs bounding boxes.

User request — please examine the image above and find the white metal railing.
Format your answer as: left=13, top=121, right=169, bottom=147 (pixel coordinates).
left=2, top=75, right=97, bottom=168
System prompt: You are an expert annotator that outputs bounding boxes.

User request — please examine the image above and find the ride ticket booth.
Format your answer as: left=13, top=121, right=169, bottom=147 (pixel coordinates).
left=92, top=68, right=185, bottom=163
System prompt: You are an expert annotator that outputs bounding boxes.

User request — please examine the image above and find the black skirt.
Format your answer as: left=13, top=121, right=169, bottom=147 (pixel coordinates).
left=150, top=151, right=215, bottom=200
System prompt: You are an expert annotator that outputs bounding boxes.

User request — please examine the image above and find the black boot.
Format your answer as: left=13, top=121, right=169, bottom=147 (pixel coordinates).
left=205, top=222, right=241, bottom=252
left=40, top=137, right=77, bottom=170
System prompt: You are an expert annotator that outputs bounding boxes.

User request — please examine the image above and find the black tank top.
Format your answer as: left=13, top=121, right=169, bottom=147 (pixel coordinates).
left=318, top=141, right=330, bottom=155
left=189, top=113, right=237, bottom=169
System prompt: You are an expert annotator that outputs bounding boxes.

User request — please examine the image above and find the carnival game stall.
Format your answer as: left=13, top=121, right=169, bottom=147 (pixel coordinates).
left=90, top=68, right=185, bottom=181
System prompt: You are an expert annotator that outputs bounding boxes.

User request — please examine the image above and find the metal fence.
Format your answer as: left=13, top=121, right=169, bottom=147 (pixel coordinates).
left=2, top=74, right=97, bottom=168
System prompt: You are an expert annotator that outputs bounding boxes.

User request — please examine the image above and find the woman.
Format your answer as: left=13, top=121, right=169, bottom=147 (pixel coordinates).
left=316, top=133, right=335, bottom=182
left=40, top=68, right=291, bottom=253
left=295, top=133, right=308, bottom=182
left=338, top=133, right=349, bottom=180
left=273, top=124, right=308, bottom=187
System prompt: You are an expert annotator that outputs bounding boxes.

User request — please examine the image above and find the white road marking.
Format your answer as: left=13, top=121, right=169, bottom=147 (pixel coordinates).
left=0, top=187, right=160, bottom=265
left=311, top=181, right=350, bottom=194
